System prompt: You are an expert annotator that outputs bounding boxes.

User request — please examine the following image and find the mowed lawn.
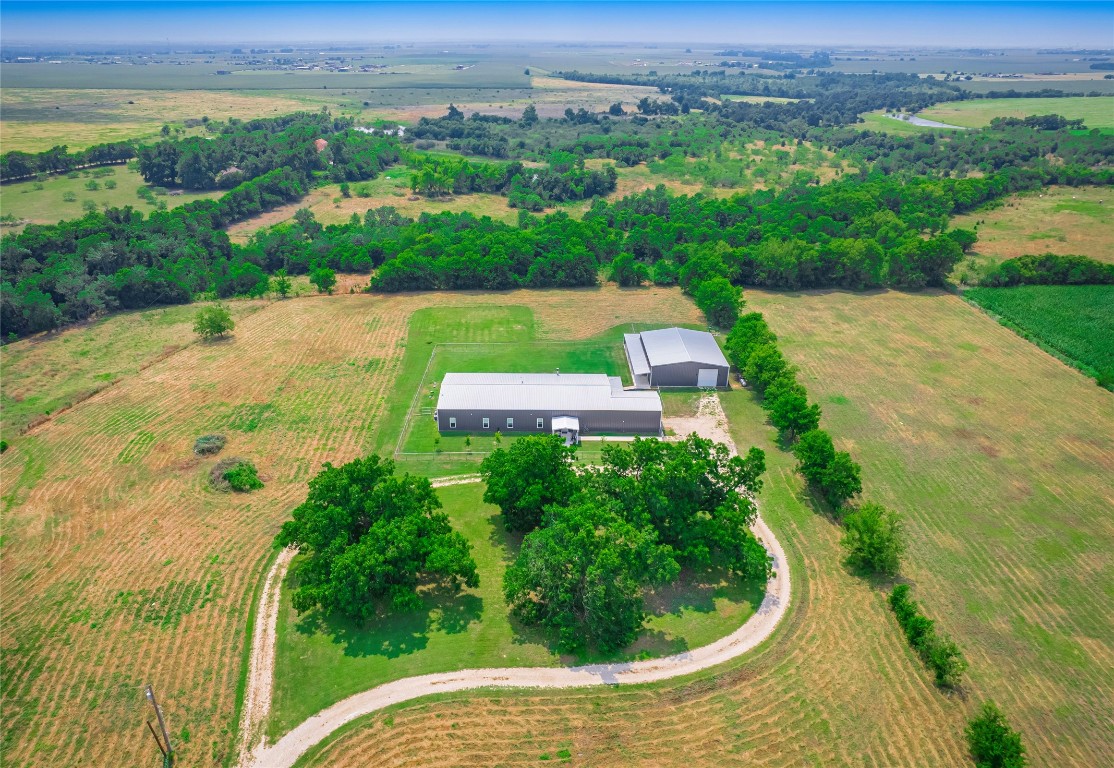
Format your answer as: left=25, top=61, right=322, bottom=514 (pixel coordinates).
left=950, top=186, right=1114, bottom=281
left=0, top=285, right=703, bottom=768
left=965, top=285, right=1114, bottom=388
left=919, top=96, right=1114, bottom=130
left=270, top=481, right=763, bottom=738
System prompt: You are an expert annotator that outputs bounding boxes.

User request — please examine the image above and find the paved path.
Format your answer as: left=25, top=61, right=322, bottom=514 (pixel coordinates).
left=240, top=398, right=792, bottom=767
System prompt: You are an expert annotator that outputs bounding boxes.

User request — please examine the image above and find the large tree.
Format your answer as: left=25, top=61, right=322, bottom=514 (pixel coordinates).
left=588, top=436, right=769, bottom=578
left=480, top=434, right=578, bottom=532
left=503, top=499, right=678, bottom=653
left=276, top=455, right=478, bottom=620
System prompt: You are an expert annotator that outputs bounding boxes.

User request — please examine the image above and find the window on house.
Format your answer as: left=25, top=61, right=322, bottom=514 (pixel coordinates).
left=537, top=417, right=544, bottom=429
left=507, top=417, right=514, bottom=429
left=448, top=417, right=457, bottom=429
left=482, top=417, right=490, bottom=430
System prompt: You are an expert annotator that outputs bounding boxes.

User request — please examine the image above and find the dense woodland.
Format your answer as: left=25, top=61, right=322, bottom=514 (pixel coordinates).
left=2, top=72, right=1112, bottom=338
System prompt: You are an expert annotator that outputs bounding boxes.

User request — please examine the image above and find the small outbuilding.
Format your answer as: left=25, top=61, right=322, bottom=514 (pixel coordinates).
left=435, top=372, right=662, bottom=443
left=624, top=327, right=730, bottom=389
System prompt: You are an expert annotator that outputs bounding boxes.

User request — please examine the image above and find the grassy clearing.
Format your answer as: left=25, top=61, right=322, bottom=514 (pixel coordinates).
left=646, top=138, right=854, bottom=191
left=920, top=96, right=1114, bottom=130
left=0, top=166, right=221, bottom=230
left=965, top=285, right=1114, bottom=388
left=950, top=186, right=1114, bottom=280
left=0, top=286, right=701, bottom=767
left=270, top=480, right=761, bottom=738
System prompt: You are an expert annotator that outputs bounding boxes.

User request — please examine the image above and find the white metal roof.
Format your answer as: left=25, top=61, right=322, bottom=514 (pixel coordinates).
left=624, top=333, right=651, bottom=376
left=637, top=328, right=729, bottom=368
left=437, top=373, right=662, bottom=413
left=551, top=415, right=580, bottom=431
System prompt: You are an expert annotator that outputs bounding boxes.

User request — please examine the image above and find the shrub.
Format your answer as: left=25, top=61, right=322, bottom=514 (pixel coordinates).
left=966, top=701, right=1026, bottom=768
left=193, top=434, right=226, bottom=455
left=209, top=457, right=262, bottom=492
left=1, top=440, right=8, bottom=453
left=889, top=584, right=968, bottom=688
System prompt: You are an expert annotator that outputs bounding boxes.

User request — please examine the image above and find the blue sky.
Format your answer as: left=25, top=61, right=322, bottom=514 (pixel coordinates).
left=2, top=1, right=1111, bottom=47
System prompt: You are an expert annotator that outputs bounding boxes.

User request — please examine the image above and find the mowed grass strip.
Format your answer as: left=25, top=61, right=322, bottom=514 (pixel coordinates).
left=919, top=96, right=1114, bottom=130
left=965, top=285, right=1114, bottom=388
left=746, top=289, right=1114, bottom=767
left=294, top=388, right=969, bottom=768
left=270, top=480, right=762, bottom=738
left=949, top=186, right=1114, bottom=280
left=0, top=285, right=701, bottom=767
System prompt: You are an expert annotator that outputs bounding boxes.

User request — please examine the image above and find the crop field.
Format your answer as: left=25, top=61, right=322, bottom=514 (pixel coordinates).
left=965, top=285, right=1114, bottom=388
left=270, top=480, right=762, bottom=738
left=290, top=289, right=1113, bottom=768
left=919, top=96, right=1114, bottom=130
left=949, top=186, right=1114, bottom=280
left=0, top=166, right=221, bottom=230
left=0, top=284, right=705, bottom=767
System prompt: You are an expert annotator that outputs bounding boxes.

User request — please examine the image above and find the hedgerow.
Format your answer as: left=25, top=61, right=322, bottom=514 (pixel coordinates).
left=888, top=584, right=968, bottom=689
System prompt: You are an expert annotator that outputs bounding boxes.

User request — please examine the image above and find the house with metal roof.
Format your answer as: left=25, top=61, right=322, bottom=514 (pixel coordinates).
left=624, top=328, right=730, bottom=388
left=435, top=372, right=662, bottom=443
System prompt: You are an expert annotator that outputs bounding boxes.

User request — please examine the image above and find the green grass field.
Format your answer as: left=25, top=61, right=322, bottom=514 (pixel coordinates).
left=964, top=285, right=1114, bottom=388
left=920, top=96, right=1114, bottom=130
left=0, top=166, right=221, bottom=230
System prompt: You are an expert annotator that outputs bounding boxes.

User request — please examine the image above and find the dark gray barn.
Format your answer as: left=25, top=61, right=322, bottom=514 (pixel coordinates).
left=435, top=373, right=662, bottom=443
left=624, top=328, right=730, bottom=388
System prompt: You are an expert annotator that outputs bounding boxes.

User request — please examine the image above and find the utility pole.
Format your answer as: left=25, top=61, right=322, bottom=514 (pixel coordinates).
left=145, top=684, right=173, bottom=765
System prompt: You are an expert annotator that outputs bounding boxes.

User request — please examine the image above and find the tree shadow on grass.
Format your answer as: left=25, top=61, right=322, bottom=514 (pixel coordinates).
left=292, top=586, right=483, bottom=660
left=643, top=565, right=766, bottom=619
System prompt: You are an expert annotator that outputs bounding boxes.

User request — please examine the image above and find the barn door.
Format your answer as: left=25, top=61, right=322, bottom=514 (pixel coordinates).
left=697, top=368, right=718, bottom=387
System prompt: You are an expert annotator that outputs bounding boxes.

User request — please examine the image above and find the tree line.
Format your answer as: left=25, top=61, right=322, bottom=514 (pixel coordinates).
left=1, top=141, right=137, bottom=183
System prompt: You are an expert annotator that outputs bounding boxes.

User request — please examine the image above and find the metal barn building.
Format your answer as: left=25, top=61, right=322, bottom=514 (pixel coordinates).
left=435, top=373, right=662, bottom=443
left=624, top=328, right=730, bottom=388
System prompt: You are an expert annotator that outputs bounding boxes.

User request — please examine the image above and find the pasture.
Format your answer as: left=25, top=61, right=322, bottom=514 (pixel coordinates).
left=0, top=285, right=703, bottom=767
left=270, top=480, right=763, bottom=738
left=965, top=285, right=1114, bottom=388
left=919, top=96, right=1114, bottom=130
left=0, top=166, right=221, bottom=230
left=291, top=289, right=1113, bottom=768
left=949, top=185, right=1114, bottom=281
